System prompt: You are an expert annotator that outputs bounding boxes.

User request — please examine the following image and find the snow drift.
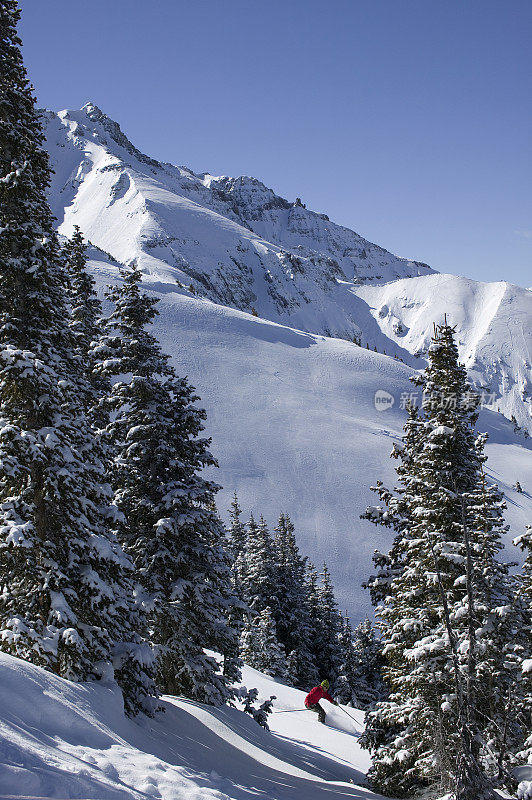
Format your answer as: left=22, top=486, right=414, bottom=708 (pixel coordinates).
left=0, top=651, right=383, bottom=800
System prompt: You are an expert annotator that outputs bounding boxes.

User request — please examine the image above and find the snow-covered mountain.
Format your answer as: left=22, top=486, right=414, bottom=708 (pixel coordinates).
left=43, top=103, right=531, bottom=432
left=44, top=103, right=433, bottom=312
left=353, top=274, right=532, bottom=433
left=41, top=104, right=532, bottom=618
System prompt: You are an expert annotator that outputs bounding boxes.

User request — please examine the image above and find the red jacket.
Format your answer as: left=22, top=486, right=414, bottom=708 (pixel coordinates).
left=305, top=685, right=334, bottom=707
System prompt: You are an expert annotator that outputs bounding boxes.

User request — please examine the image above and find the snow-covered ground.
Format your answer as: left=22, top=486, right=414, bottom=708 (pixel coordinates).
left=0, top=652, right=383, bottom=800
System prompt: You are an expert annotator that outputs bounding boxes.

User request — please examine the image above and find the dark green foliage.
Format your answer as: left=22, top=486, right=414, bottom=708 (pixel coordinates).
left=310, top=563, right=342, bottom=687
left=336, top=618, right=386, bottom=709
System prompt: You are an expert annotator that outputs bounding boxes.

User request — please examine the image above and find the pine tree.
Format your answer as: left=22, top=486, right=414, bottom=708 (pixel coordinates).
left=227, top=493, right=247, bottom=556
left=97, top=264, right=240, bottom=703
left=238, top=514, right=286, bottom=675
left=240, top=514, right=278, bottom=615
left=462, top=474, right=529, bottom=786
left=350, top=618, right=386, bottom=709
left=335, top=614, right=361, bottom=706
left=305, top=561, right=319, bottom=602
left=316, top=564, right=342, bottom=687
left=273, top=513, right=317, bottom=688
left=306, top=561, right=345, bottom=690
left=240, top=606, right=288, bottom=678
left=361, top=321, right=526, bottom=799
left=62, top=228, right=100, bottom=372
left=0, top=3, right=156, bottom=717
left=204, top=502, right=243, bottom=688
left=335, top=615, right=386, bottom=709
left=62, top=226, right=108, bottom=419
left=224, top=493, right=248, bottom=663
left=515, top=524, right=532, bottom=603
left=304, top=561, right=324, bottom=684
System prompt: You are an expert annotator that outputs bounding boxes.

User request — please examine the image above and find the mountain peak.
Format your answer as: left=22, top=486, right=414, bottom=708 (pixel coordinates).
left=79, top=101, right=161, bottom=169
left=80, top=100, right=102, bottom=116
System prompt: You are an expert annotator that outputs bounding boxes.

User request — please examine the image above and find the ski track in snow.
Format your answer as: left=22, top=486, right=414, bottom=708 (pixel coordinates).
left=0, top=653, right=385, bottom=800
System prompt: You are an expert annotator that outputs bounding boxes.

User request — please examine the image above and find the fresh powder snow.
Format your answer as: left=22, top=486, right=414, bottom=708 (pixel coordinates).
left=0, top=651, right=385, bottom=800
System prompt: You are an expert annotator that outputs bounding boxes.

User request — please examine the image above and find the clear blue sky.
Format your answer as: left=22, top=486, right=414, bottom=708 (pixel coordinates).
left=19, top=0, right=531, bottom=286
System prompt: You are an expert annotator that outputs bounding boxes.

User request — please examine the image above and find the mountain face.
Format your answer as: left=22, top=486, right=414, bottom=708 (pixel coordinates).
left=43, top=103, right=433, bottom=337
left=41, top=102, right=531, bottom=617
left=42, top=103, right=531, bottom=432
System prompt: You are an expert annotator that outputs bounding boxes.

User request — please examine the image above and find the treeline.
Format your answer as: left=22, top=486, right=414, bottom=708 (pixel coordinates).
left=361, top=321, right=532, bottom=800
left=226, top=500, right=386, bottom=708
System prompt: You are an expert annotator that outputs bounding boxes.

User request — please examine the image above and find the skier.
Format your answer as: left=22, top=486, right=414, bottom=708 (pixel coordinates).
left=304, top=679, right=337, bottom=724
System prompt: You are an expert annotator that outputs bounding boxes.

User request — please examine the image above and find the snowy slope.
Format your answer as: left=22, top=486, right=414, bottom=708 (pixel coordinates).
left=0, top=652, right=384, bottom=800
left=42, top=104, right=531, bottom=432
left=86, top=252, right=532, bottom=620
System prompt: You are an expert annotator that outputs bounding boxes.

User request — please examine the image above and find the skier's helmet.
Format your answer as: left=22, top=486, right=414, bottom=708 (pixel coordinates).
left=320, top=679, right=330, bottom=690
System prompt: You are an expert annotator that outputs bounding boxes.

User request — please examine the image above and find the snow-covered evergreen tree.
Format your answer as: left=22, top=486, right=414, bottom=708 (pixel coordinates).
left=240, top=514, right=278, bottom=615
left=330, top=614, right=386, bottom=710
left=515, top=524, right=532, bottom=607
left=304, top=560, right=321, bottom=654
left=227, top=492, right=247, bottom=560
left=62, top=226, right=109, bottom=420
left=240, top=606, right=288, bottom=678
left=237, top=514, right=286, bottom=675
left=313, top=563, right=342, bottom=688
left=335, top=614, right=361, bottom=707
left=514, top=524, right=532, bottom=769
left=97, top=264, right=240, bottom=703
left=361, top=321, right=527, bottom=799
left=226, top=492, right=248, bottom=594
left=62, top=228, right=99, bottom=368
left=273, top=513, right=317, bottom=688
left=463, top=474, right=529, bottom=786
left=0, top=1, right=157, bottom=718
left=223, top=493, right=249, bottom=665
left=305, top=561, right=319, bottom=606
left=350, top=618, right=386, bottom=709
